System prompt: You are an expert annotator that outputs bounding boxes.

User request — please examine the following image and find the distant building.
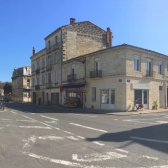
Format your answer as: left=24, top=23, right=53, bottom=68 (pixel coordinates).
left=11, top=67, right=31, bottom=102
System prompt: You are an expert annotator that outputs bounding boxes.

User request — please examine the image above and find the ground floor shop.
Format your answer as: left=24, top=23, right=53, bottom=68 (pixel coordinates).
left=61, top=82, right=85, bottom=108
left=85, top=78, right=167, bottom=111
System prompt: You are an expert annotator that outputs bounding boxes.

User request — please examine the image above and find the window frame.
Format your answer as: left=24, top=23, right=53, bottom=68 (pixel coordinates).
left=158, top=61, right=162, bottom=75
left=134, top=55, right=140, bottom=71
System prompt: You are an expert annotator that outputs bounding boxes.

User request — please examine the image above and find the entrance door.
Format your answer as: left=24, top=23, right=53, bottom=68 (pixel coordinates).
left=134, top=90, right=148, bottom=109
left=33, top=92, right=36, bottom=104
left=101, top=89, right=115, bottom=110
left=51, top=93, right=59, bottom=105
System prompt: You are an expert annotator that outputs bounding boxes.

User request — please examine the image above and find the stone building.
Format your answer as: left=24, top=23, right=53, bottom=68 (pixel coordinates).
left=12, top=67, right=31, bottom=102
left=31, top=18, right=112, bottom=105
left=61, top=44, right=168, bottom=111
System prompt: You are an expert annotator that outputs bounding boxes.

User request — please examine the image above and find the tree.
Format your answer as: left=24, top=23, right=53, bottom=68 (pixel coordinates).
left=3, top=82, right=12, bottom=95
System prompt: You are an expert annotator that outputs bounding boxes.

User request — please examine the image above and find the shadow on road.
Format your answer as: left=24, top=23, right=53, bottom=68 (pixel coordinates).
left=86, top=123, right=168, bottom=154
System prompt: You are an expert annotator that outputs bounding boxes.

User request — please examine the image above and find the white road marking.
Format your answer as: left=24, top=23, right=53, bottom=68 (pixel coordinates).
left=10, top=111, right=17, bottom=114
left=63, top=131, right=74, bottom=135
left=77, top=136, right=85, bottom=139
left=114, top=119, right=118, bottom=120
left=40, top=115, right=59, bottom=121
left=114, top=148, right=129, bottom=153
left=92, top=141, right=104, bottom=146
left=0, top=127, right=4, bottom=129
left=72, top=152, right=127, bottom=162
left=69, top=123, right=108, bottom=133
left=131, top=136, right=168, bottom=144
left=22, top=136, right=36, bottom=149
left=74, top=114, right=96, bottom=117
left=17, top=120, right=36, bottom=122
left=138, top=165, right=168, bottom=168
left=22, top=115, right=36, bottom=121
left=0, top=119, right=12, bottom=121
left=123, top=120, right=158, bottom=125
left=23, top=152, right=84, bottom=167
left=142, top=155, right=158, bottom=160
left=38, top=136, right=64, bottom=140
left=156, top=121, right=168, bottom=124
left=123, top=120, right=131, bottom=121
left=30, top=113, right=35, bottom=114
left=18, top=126, right=52, bottom=129
left=67, top=136, right=79, bottom=141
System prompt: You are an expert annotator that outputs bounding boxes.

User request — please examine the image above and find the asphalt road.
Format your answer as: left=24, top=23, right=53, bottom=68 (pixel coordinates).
left=0, top=103, right=168, bottom=168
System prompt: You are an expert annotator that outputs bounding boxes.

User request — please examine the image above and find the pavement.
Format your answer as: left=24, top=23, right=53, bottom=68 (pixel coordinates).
left=0, top=102, right=168, bottom=168
left=11, top=102, right=168, bottom=116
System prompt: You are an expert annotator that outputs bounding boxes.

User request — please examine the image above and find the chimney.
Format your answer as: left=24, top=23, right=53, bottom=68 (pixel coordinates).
left=33, top=47, right=36, bottom=55
left=70, top=18, right=76, bottom=25
left=106, top=27, right=113, bottom=48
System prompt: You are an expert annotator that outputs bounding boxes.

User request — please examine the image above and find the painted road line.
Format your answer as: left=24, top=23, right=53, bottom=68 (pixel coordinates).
left=40, top=115, right=59, bottom=121
left=67, top=136, right=79, bottom=141
left=63, top=131, right=74, bottom=135
left=92, top=141, right=105, bottom=146
left=72, top=152, right=127, bottom=162
left=18, top=126, right=52, bottom=129
left=114, top=148, right=129, bottom=153
left=17, top=120, right=36, bottom=122
left=23, top=152, right=84, bottom=167
left=142, top=155, right=158, bottom=160
left=10, top=111, right=17, bottom=114
left=69, top=123, right=108, bottom=133
left=30, top=113, right=35, bottom=114
left=131, top=136, right=168, bottom=144
left=123, top=120, right=158, bottom=125
left=114, top=119, right=118, bottom=120
left=0, top=119, right=12, bottom=121
left=156, top=121, right=168, bottom=124
left=77, top=136, right=85, bottom=139
left=74, top=114, right=96, bottom=117
left=22, top=115, right=36, bottom=121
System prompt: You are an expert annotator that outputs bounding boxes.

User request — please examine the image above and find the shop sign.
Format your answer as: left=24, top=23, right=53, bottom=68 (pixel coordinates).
left=65, top=87, right=83, bottom=92
left=83, top=90, right=86, bottom=93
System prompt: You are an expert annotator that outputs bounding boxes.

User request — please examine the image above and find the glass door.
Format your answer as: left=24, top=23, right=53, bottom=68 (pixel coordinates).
left=143, top=90, right=148, bottom=109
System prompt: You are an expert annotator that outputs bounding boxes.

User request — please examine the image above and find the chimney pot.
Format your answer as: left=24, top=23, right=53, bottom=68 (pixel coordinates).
left=33, top=47, right=36, bottom=55
left=106, top=27, right=113, bottom=48
left=70, top=18, right=76, bottom=25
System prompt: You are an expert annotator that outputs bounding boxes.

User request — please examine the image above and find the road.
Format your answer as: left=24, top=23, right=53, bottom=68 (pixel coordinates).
left=0, top=103, right=168, bottom=168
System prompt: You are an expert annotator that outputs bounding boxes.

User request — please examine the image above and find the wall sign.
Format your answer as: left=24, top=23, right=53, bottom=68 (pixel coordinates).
left=132, top=83, right=150, bottom=90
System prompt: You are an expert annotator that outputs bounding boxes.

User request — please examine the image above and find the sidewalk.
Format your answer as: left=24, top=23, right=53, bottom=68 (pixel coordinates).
left=23, top=102, right=168, bottom=116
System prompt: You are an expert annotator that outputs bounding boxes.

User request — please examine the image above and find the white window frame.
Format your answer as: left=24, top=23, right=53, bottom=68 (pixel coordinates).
left=158, top=61, right=162, bottom=75
left=92, top=87, right=96, bottom=101
left=54, top=71, right=58, bottom=84
left=134, top=55, right=140, bottom=71
left=94, top=58, right=100, bottom=71
left=71, top=64, right=75, bottom=75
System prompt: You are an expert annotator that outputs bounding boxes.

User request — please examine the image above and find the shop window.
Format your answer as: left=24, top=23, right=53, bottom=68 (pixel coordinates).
left=101, top=89, right=109, bottom=104
left=134, top=90, right=142, bottom=104
left=134, top=55, right=140, bottom=71
left=92, top=87, right=96, bottom=101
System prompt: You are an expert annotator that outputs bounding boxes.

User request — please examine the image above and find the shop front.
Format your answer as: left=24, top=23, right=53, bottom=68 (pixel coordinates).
left=61, top=82, right=85, bottom=108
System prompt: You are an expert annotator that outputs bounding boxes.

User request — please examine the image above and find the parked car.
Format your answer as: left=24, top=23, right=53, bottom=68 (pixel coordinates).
left=1, top=97, right=9, bottom=102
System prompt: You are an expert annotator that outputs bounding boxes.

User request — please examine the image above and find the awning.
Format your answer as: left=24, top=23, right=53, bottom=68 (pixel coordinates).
left=62, top=82, right=85, bottom=88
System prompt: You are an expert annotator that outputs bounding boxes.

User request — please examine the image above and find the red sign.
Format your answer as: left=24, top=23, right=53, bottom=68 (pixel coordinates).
left=60, top=87, right=63, bottom=92
left=83, top=90, right=86, bottom=93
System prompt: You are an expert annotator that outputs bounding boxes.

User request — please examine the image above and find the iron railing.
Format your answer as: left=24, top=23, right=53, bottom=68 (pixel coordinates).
left=67, top=74, right=76, bottom=81
left=90, top=70, right=102, bottom=78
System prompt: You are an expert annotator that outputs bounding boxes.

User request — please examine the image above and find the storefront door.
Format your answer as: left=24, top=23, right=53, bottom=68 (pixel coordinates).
left=134, top=90, right=148, bottom=109
left=101, top=89, right=115, bottom=110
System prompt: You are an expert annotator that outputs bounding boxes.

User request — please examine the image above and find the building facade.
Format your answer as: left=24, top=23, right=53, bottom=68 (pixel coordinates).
left=61, top=44, right=168, bottom=111
left=30, top=18, right=112, bottom=105
left=12, top=67, right=31, bottom=102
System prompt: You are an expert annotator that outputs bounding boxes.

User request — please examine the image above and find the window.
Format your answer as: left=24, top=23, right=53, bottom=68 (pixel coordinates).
left=146, top=58, right=152, bottom=76
left=92, top=87, right=96, bottom=101
left=101, top=89, right=109, bottom=104
left=71, top=64, right=75, bottom=75
left=42, top=58, right=45, bottom=68
left=32, top=64, right=35, bottom=72
left=27, top=79, right=30, bottom=88
left=54, top=71, right=58, bottom=83
left=48, top=55, right=51, bottom=65
left=95, top=58, right=100, bottom=71
left=37, top=61, right=40, bottom=69
left=55, top=52, right=58, bottom=63
left=134, top=56, right=140, bottom=71
left=55, top=36, right=57, bottom=45
left=158, top=61, right=162, bottom=74
left=37, top=76, right=40, bottom=85
left=42, top=75, right=45, bottom=85
left=48, top=40, right=50, bottom=48
left=111, top=90, right=115, bottom=104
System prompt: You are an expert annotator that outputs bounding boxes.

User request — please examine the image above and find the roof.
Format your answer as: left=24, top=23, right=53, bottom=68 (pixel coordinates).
left=44, top=20, right=106, bottom=40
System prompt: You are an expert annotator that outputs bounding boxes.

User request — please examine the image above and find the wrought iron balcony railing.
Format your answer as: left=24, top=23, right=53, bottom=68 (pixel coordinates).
left=90, top=70, right=102, bottom=78
left=67, top=74, right=76, bottom=82
left=46, top=64, right=52, bottom=71
left=35, top=69, right=40, bottom=74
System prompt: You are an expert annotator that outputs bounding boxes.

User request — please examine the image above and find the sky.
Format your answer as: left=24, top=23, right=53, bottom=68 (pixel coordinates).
left=0, top=0, right=168, bottom=82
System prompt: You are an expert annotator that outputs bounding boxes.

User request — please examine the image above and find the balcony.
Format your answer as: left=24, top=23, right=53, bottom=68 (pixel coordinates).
left=67, top=74, right=76, bottom=82
left=53, top=43, right=60, bottom=51
left=46, top=47, right=51, bottom=54
left=46, top=83, right=52, bottom=89
left=145, top=70, right=154, bottom=77
left=35, top=85, right=40, bottom=90
left=46, top=64, right=52, bottom=71
left=35, top=69, right=40, bottom=74
left=90, top=70, right=102, bottom=78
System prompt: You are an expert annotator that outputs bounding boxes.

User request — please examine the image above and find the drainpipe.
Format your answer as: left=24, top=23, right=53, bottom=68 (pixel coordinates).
left=60, top=29, right=63, bottom=106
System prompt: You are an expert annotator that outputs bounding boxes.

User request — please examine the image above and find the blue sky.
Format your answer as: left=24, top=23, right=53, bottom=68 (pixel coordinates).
left=0, top=0, right=168, bottom=82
